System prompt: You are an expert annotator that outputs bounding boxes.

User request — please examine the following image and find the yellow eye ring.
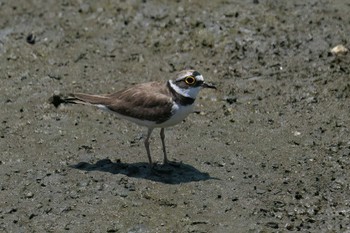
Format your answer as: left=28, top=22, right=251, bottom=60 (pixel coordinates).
left=185, top=76, right=196, bottom=85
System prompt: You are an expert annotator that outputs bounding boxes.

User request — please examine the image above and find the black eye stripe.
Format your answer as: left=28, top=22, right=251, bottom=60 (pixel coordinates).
left=196, top=80, right=203, bottom=86
left=175, top=76, right=203, bottom=88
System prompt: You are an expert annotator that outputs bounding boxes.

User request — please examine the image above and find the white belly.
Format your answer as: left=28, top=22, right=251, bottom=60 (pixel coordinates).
left=97, top=102, right=193, bottom=129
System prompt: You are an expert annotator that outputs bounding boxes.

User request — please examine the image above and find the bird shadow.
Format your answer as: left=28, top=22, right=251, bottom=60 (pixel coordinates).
left=70, top=158, right=218, bottom=184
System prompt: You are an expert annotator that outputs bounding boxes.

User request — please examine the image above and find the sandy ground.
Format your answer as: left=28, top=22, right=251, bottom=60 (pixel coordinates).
left=1, top=0, right=350, bottom=232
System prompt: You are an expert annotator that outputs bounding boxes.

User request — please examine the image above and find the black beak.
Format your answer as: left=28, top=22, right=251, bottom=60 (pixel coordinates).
left=202, top=82, right=217, bottom=89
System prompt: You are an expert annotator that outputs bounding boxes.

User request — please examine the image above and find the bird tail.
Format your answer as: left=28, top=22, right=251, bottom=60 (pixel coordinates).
left=50, top=93, right=111, bottom=108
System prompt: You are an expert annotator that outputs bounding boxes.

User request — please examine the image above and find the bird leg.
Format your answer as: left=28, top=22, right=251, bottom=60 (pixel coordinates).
left=144, top=128, right=153, bottom=165
left=160, top=128, right=169, bottom=164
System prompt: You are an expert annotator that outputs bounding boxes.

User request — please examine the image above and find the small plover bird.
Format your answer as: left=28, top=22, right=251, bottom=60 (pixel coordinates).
left=57, top=70, right=216, bottom=166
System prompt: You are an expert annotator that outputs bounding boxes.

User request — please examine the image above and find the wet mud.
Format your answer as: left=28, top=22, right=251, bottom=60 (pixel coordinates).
left=1, top=0, right=350, bottom=232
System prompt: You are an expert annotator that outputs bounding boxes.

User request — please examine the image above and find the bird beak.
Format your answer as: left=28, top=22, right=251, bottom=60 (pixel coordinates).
left=202, top=82, right=217, bottom=89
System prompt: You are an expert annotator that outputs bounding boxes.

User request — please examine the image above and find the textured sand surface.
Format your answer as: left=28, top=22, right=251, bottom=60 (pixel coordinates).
left=1, top=0, right=350, bottom=232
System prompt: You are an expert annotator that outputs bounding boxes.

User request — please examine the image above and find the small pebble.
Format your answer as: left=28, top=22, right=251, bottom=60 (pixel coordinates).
left=26, top=192, right=34, bottom=198
left=331, top=44, right=348, bottom=55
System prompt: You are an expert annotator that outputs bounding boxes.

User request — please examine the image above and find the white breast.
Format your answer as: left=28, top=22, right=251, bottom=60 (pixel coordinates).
left=156, top=102, right=194, bottom=128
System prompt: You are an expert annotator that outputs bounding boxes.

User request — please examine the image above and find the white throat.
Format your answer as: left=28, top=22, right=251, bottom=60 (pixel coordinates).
left=169, top=80, right=201, bottom=99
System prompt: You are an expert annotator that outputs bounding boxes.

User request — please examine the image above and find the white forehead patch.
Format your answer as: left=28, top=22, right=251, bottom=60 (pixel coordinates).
left=196, top=74, right=204, bottom=82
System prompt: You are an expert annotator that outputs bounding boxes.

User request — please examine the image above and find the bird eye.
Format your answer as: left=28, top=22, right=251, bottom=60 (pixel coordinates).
left=185, top=76, right=196, bottom=85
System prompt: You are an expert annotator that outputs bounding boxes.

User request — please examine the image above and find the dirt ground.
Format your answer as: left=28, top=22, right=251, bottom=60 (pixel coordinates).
left=1, top=0, right=350, bottom=232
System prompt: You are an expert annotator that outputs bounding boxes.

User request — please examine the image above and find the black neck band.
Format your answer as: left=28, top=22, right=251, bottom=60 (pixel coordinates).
left=167, top=81, right=195, bottom=106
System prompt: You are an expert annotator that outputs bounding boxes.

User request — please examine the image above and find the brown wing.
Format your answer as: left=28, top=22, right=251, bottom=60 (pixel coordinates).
left=67, top=82, right=173, bottom=123
left=105, top=82, right=173, bottom=123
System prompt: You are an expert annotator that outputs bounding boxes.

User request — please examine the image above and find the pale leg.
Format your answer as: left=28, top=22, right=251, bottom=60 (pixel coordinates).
left=160, top=128, right=169, bottom=164
left=144, top=128, right=153, bottom=165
